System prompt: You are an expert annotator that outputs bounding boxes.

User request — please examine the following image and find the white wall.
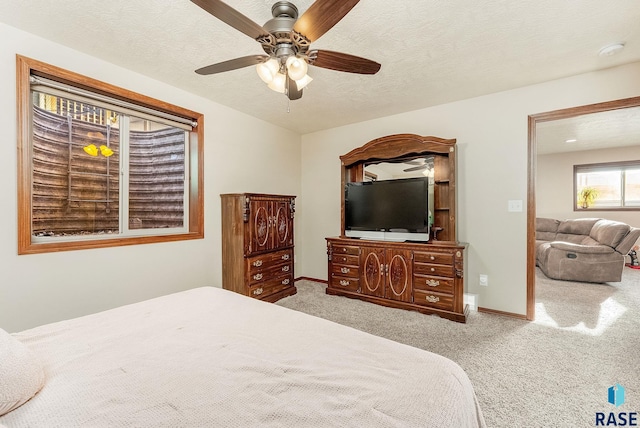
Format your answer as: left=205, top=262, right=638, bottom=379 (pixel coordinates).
left=0, top=23, right=301, bottom=332
left=298, top=61, right=640, bottom=316
left=538, top=146, right=640, bottom=226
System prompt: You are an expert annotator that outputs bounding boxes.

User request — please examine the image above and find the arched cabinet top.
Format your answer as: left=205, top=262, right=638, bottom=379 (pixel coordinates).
left=340, top=134, right=456, bottom=167
left=339, top=133, right=458, bottom=242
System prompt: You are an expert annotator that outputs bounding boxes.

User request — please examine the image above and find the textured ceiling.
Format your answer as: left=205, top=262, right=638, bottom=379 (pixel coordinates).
left=1, top=0, right=640, bottom=134
left=537, top=106, right=640, bottom=155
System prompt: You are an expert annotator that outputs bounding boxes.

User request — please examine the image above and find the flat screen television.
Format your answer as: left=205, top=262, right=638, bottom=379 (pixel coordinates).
left=344, top=177, right=430, bottom=242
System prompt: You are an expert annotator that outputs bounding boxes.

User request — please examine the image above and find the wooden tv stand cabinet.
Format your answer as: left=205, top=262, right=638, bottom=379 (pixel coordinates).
left=326, top=237, right=468, bottom=323
left=328, top=134, right=468, bottom=323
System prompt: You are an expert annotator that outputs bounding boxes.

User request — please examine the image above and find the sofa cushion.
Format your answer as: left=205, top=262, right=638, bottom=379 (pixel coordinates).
left=536, top=218, right=561, bottom=242
left=557, top=218, right=600, bottom=235
left=536, top=218, right=560, bottom=233
left=555, top=233, right=588, bottom=244
left=550, top=241, right=615, bottom=254
left=590, top=219, right=630, bottom=248
left=615, top=227, right=640, bottom=255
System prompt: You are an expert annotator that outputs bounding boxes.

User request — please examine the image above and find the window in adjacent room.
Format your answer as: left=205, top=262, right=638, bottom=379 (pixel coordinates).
left=17, top=55, right=204, bottom=254
left=574, top=161, right=640, bottom=210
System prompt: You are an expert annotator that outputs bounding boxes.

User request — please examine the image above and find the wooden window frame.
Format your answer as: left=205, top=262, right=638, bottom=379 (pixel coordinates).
left=17, top=55, right=205, bottom=254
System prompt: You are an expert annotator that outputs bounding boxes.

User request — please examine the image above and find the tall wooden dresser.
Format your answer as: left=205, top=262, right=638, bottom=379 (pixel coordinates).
left=221, top=193, right=297, bottom=302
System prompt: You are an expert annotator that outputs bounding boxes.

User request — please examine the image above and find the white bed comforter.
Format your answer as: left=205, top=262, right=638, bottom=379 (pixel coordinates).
left=1, top=287, right=485, bottom=428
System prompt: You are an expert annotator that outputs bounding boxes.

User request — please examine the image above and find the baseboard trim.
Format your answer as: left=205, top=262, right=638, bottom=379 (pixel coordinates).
left=478, top=307, right=527, bottom=320
left=295, top=276, right=328, bottom=284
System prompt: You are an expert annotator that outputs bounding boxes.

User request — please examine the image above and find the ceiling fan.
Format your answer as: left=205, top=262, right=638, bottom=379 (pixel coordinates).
left=403, top=158, right=434, bottom=173
left=191, top=0, right=381, bottom=100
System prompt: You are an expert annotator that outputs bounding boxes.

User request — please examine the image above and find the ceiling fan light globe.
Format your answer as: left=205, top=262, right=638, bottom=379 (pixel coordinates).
left=268, top=72, right=286, bottom=93
left=286, top=56, right=308, bottom=81
left=256, top=59, right=279, bottom=84
left=294, top=74, right=313, bottom=90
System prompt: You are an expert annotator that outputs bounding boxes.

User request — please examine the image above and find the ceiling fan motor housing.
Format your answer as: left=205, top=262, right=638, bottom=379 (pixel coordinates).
left=261, top=1, right=309, bottom=59
left=271, top=1, right=298, bottom=19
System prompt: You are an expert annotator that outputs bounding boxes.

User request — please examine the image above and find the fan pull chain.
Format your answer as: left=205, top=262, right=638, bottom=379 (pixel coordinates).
left=287, top=97, right=290, bottom=113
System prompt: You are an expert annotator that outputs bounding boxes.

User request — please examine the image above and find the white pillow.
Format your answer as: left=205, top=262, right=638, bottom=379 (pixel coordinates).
left=0, top=328, right=45, bottom=416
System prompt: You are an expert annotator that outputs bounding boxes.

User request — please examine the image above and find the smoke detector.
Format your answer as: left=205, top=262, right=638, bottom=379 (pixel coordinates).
left=598, top=43, right=625, bottom=57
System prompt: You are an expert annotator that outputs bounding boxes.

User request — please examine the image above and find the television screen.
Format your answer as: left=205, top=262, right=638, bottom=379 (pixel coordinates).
left=345, top=177, right=429, bottom=233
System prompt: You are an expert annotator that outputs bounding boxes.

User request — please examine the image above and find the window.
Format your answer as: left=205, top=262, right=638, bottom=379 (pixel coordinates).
left=574, top=161, right=640, bottom=211
left=17, top=56, right=204, bottom=254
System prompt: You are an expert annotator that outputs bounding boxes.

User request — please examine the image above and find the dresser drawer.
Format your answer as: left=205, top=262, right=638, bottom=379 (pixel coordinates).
left=248, top=262, right=293, bottom=285
left=413, top=274, right=454, bottom=294
left=248, top=275, right=293, bottom=299
left=413, top=289, right=454, bottom=311
left=247, top=249, right=293, bottom=274
left=330, top=276, right=360, bottom=292
left=330, top=263, right=359, bottom=278
left=332, top=254, right=359, bottom=265
left=332, top=244, right=360, bottom=256
left=413, top=262, right=454, bottom=277
left=414, top=252, right=453, bottom=265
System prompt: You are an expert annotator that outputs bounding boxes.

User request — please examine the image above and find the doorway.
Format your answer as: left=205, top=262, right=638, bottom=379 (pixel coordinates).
left=526, top=96, right=640, bottom=320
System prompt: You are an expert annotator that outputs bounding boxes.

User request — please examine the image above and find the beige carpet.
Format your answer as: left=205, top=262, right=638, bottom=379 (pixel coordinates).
left=278, top=267, right=640, bottom=427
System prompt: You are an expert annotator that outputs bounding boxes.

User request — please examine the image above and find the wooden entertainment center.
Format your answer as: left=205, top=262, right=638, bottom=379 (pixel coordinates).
left=326, top=134, right=469, bottom=323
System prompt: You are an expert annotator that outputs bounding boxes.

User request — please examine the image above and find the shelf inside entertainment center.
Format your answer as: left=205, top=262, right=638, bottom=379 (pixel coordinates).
left=327, top=133, right=468, bottom=323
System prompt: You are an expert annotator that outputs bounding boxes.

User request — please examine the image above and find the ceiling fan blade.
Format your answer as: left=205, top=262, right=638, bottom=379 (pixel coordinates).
left=405, top=159, right=426, bottom=166
left=403, top=165, right=428, bottom=172
left=195, top=55, right=269, bottom=75
left=307, top=50, right=381, bottom=74
left=191, top=0, right=270, bottom=40
left=293, top=0, right=360, bottom=42
left=286, top=75, right=303, bottom=100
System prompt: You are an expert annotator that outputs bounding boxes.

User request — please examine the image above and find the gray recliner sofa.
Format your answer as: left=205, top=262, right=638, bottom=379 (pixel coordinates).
left=536, top=217, right=640, bottom=283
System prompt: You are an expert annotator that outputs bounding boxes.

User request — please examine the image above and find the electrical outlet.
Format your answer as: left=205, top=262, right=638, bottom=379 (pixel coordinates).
left=479, top=274, right=488, bottom=286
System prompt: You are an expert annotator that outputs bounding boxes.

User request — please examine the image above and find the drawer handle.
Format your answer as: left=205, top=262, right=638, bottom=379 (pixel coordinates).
left=281, top=254, right=290, bottom=260
left=281, top=278, right=290, bottom=285
left=252, top=260, right=263, bottom=267
left=253, top=287, right=263, bottom=295
left=425, top=295, right=440, bottom=303
left=282, top=265, right=290, bottom=272
left=339, top=280, right=350, bottom=286
left=343, top=248, right=347, bottom=252
left=430, top=256, right=435, bottom=261
left=340, top=267, right=350, bottom=274
left=430, top=267, right=435, bottom=272
left=426, top=279, right=440, bottom=287
left=253, top=273, right=263, bottom=280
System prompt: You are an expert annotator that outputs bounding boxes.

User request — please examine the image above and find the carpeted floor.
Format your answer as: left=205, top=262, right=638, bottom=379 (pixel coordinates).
left=277, top=267, right=640, bottom=427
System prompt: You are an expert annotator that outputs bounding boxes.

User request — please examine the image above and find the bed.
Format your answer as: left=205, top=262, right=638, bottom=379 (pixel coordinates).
left=0, top=287, right=485, bottom=427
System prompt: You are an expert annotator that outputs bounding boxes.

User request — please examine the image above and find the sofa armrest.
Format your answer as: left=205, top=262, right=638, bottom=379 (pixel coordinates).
left=550, top=241, right=615, bottom=254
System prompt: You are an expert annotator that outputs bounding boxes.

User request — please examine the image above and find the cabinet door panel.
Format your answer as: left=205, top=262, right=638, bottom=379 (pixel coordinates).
left=273, top=199, right=293, bottom=249
left=361, top=247, right=385, bottom=298
left=247, top=199, right=272, bottom=254
left=385, top=249, right=412, bottom=303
